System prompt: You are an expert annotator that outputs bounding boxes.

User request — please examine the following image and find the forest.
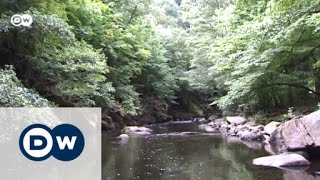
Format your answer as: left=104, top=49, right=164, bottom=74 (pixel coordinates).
left=1, top=0, right=320, bottom=129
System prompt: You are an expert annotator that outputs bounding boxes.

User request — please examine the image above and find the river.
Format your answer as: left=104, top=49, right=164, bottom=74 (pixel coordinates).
left=102, top=121, right=320, bottom=180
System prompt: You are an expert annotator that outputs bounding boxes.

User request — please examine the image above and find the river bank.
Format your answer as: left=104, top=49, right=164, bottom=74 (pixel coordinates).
left=108, top=110, right=320, bottom=176
left=103, top=116, right=320, bottom=180
left=198, top=111, right=320, bottom=169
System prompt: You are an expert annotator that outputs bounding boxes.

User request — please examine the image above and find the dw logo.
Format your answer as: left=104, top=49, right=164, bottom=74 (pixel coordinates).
left=19, top=124, right=85, bottom=161
left=11, top=14, right=33, bottom=27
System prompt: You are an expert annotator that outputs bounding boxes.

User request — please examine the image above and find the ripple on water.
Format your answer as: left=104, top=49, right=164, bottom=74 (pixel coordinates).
left=102, top=122, right=320, bottom=180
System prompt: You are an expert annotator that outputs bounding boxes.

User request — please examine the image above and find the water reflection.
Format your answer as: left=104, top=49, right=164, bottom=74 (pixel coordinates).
left=102, top=122, right=319, bottom=180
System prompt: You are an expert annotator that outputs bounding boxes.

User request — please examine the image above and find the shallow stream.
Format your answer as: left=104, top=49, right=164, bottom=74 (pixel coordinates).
left=102, top=121, right=320, bottom=180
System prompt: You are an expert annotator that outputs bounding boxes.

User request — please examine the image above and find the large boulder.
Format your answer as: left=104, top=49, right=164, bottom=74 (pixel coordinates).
left=226, top=116, right=247, bottom=125
left=253, top=153, right=310, bottom=168
left=271, top=111, right=320, bottom=152
left=264, top=121, right=281, bottom=135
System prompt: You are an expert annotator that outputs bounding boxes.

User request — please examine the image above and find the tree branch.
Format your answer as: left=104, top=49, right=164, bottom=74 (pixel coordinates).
left=306, top=10, right=320, bottom=14
left=289, top=29, right=306, bottom=55
left=262, top=82, right=320, bottom=96
left=127, top=5, right=138, bottom=26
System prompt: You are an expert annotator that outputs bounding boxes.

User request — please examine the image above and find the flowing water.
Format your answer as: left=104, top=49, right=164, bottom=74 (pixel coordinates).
left=102, top=121, right=320, bottom=180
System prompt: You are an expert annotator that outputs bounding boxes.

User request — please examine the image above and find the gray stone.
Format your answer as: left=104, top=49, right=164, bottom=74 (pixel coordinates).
left=208, top=118, right=225, bottom=126
left=264, top=121, right=281, bottom=135
left=123, top=126, right=153, bottom=135
left=264, top=144, right=277, bottom=155
left=228, top=125, right=238, bottom=136
left=253, top=153, right=310, bottom=168
left=220, top=125, right=228, bottom=130
left=235, top=124, right=250, bottom=132
left=199, top=118, right=225, bottom=133
left=204, top=125, right=219, bottom=133
left=226, top=116, right=247, bottom=125
left=251, top=124, right=264, bottom=131
left=238, top=129, right=264, bottom=141
left=271, top=111, right=320, bottom=151
left=116, top=134, right=129, bottom=141
left=219, top=122, right=229, bottom=132
left=199, top=124, right=220, bottom=133
left=245, top=121, right=258, bottom=126
left=207, top=121, right=218, bottom=127
left=263, top=134, right=271, bottom=143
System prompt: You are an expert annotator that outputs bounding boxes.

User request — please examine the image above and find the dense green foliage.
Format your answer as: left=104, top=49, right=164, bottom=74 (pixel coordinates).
left=182, top=0, right=320, bottom=114
left=1, top=0, right=320, bottom=124
left=0, top=0, right=189, bottom=122
left=0, top=66, right=51, bottom=107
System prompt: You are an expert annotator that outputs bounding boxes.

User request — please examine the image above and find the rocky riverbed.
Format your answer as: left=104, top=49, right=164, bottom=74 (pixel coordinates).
left=199, top=111, right=320, bottom=169
left=116, top=110, right=320, bottom=171
left=104, top=115, right=320, bottom=180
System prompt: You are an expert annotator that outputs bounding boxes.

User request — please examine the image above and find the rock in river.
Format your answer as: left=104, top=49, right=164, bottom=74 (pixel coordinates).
left=116, top=134, right=129, bottom=141
left=226, top=116, right=247, bottom=125
left=123, top=126, right=153, bottom=135
left=238, top=129, right=264, bottom=141
left=271, top=111, right=320, bottom=152
left=253, top=153, right=310, bottom=168
left=264, top=121, right=281, bottom=135
left=198, top=119, right=223, bottom=133
left=204, top=125, right=219, bottom=133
